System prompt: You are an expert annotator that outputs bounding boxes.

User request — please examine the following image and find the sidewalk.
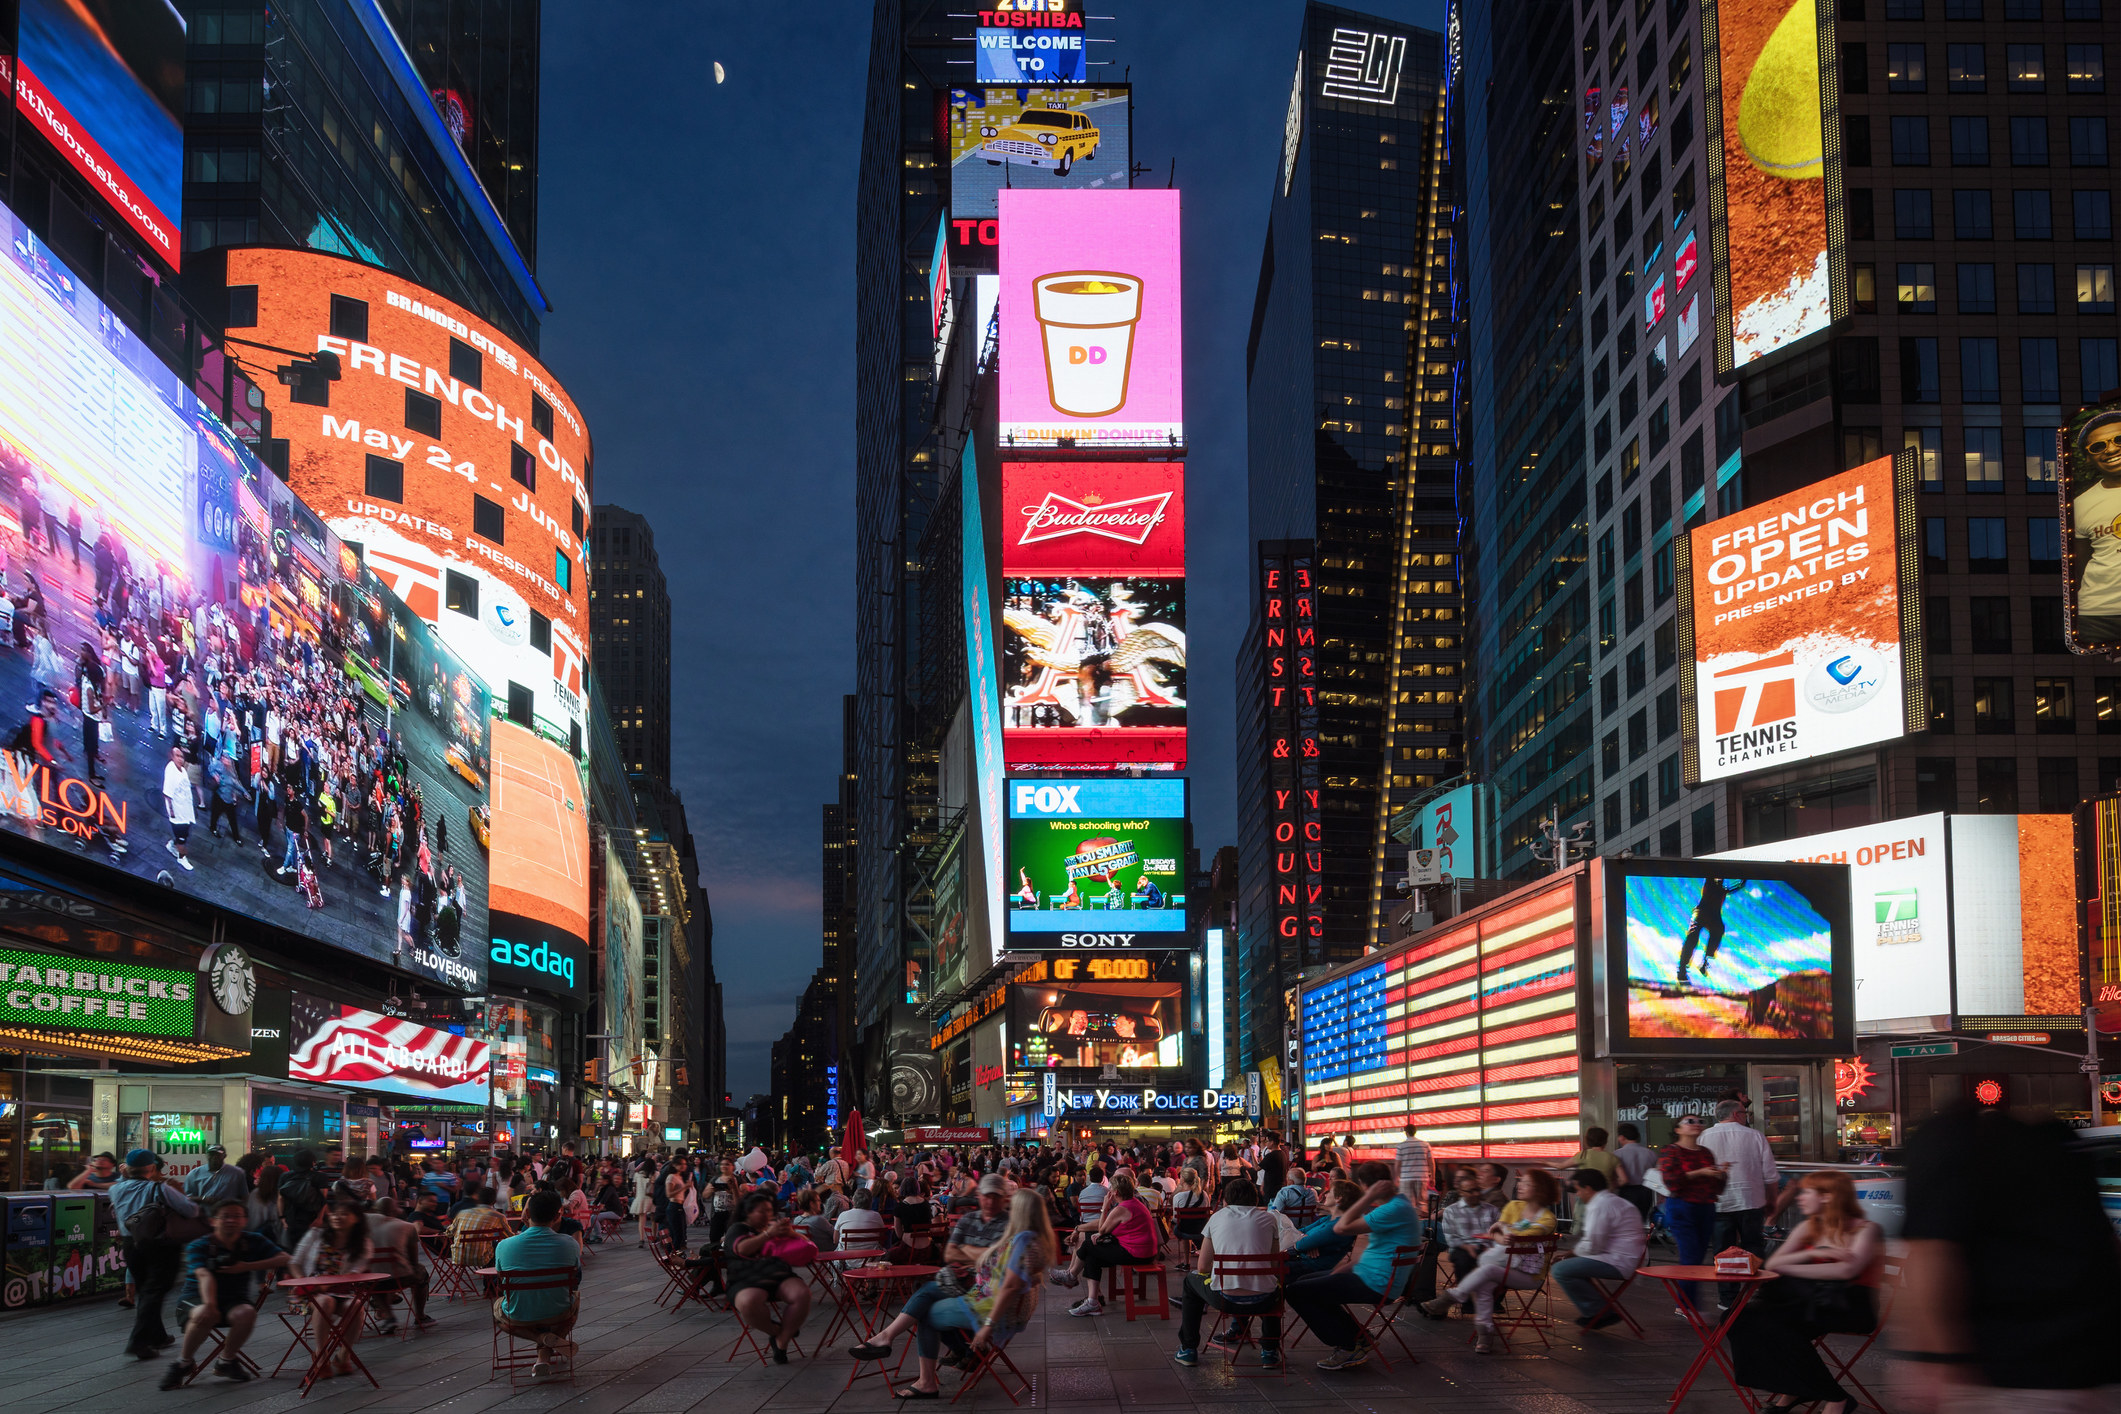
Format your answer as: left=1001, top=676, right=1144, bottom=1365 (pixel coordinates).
left=0, top=1243, right=1905, bottom=1412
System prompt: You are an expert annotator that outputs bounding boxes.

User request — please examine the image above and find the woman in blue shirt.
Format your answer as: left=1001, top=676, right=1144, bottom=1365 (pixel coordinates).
left=1285, top=1180, right=1363, bottom=1279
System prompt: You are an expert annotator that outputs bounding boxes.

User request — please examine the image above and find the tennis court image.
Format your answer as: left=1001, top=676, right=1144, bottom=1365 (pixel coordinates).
left=488, top=719, right=591, bottom=943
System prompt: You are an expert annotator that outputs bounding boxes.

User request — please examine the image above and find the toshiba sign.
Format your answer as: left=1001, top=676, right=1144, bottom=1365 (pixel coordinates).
left=1683, top=455, right=1920, bottom=783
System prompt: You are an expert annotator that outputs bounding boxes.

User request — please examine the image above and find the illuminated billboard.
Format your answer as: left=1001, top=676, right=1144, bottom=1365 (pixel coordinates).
left=2063, top=404, right=2121, bottom=654
left=947, top=85, right=1129, bottom=223
left=1006, top=778, right=1187, bottom=935
left=486, top=721, right=591, bottom=997
left=962, top=447, right=1008, bottom=971
left=225, top=249, right=593, bottom=754
left=975, top=29, right=1087, bottom=83
left=15, top=0, right=185, bottom=268
left=1001, top=462, right=1183, bottom=576
left=1704, top=0, right=1834, bottom=370
left=1011, top=970, right=1185, bottom=1072
left=998, top=188, right=1181, bottom=450
left=1681, top=455, right=1920, bottom=784
left=0, top=204, right=490, bottom=992
left=289, top=994, right=491, bottom=1105
left=1001, top=575, right=1185, bottom=766
left=1603, top=859, right=1854, bottom=1056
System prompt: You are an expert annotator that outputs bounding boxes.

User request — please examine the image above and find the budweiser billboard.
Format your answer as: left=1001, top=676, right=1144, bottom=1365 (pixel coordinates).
left=288, top=994, right=491, bottom=1105
left=999, top=462, right=1185, bottom=769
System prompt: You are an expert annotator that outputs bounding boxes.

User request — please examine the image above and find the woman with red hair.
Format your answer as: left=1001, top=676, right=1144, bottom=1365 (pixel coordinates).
left=1728, top=1170, right=1883, bottom=1413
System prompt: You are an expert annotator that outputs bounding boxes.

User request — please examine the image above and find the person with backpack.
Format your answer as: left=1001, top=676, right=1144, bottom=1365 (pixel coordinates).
left=277, top=1150, right=327, bottom=1239
left=110, top=1149, right=205, bottom=1360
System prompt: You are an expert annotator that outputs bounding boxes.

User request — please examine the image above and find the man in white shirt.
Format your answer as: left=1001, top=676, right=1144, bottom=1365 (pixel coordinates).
left=162, top=748, right=196, bottom=872
left=1701, top=1098, right=1779, bottom=1303
left=1172, top=1177, right=1284, bottom=1369
left=2071, top=410, right=2121, bottom=642
left=832, top=1188, right=889, bottom=1248
left=1551, top=1170, right=1647, bottom=1328
left=1392, top=1123, right=1432, bottom=1215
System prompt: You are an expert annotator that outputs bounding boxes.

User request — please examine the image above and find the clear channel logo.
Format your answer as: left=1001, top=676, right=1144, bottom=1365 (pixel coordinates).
left=1804, top=653, right=1883, bottom=714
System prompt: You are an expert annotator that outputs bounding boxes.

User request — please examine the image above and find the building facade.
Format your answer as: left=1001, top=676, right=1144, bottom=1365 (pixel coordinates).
left=589, top=507, right=675, bottom=788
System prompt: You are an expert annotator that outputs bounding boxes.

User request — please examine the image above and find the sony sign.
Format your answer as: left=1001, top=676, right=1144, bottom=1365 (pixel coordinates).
left=1008, top=930, right=1192, bottom=953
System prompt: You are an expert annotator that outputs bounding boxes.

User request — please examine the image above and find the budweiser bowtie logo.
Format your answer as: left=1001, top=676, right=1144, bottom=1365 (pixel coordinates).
left=1017, top=490, right=1174, bottom=546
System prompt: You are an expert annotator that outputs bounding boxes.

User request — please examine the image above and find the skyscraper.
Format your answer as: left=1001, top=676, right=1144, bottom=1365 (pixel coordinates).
left=588, top=506, right=674, bottom=785
left=1239, top=4, right=1462, bottom=1068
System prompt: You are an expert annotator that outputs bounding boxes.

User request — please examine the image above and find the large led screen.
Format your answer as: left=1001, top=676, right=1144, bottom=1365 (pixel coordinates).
left=998, top=188, right=1180, bottom=450
left=1683, top=456, right=1916, bottom=783
left=289, top=993, right=491, bottom=1105
left=15, top=0, right=186, bottom=269
left=1011, top=972, right=1184, bottom=1072
left=962, top=447, right=1008, bottom=970
left=225, top=249, right=593, bottom=755
left=947, top=85, right=1130, bottom=223
left=1001, top=575, right=1185, bottom=766
left=485, top=721, right=591, bottom=998
left=0, top=205, right=490, bottom=993
left=1006, top=778, right=1186, bottom=935
left=1002, top=462, right=1183, bottom=577
left=1704, top=0, right=1832, bottom=370
left=976, top=28, right=1088, bottom=83
left=1605, top=860, right=1853, bottom=1055
left=2064, top=404, right=2121, bottom=655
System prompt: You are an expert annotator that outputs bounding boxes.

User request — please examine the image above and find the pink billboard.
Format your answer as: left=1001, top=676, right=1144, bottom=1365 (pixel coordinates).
left=998, top=189, right=1183, bottom=449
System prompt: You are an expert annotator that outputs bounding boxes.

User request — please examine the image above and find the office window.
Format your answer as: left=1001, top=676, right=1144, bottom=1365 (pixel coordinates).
left=1593, top=357, right=1612, bottom=403
left=1928, top=595, right=1954, bottom=654
left=1850, top=187, right=1877, bottom=239
left=1602, top=668, right=1621, bottom=714
left=2013, top=117, right=2052, bottom=165
left=2039, top=757, right=2080, bottom=810
left=1932, top=678, right=1957, bottom=733
left=1969, top=516, right=2009, bottom=568
left=1604, top=731, right=1622, bottom=779
left=2026, top=428, right=2060, bottom=490
left=1598, top=529, right=1615, bottom=585
left=2008, top=44, right=2048, bottom=92
left=1846, top=426, right=1885, bottom=468
left=1977, top=758, right=2020, bottom=811
left=1896, top=189, right=1936, bottom=237
left=1946, top=0, right=1982, bottom=13
left=1629, top=710, right=1650, bottom=762
left=1899, top=263, right=1939, bottom=310
left=1966, top=429, right=2006, bottom=490
left=1627, top=644, right=1648, bottom=698
left=1621, top=379, right=1641, bottom=425
left=531, top=393, right=554, bottom=440
left=404, top=388, right=441, bottom=438
left=510, top=442, right=537, bottom=490
left=2086, top=337, right=2121, bottom=399
left=1903, top=338, right=1942, bottom=401
left=1657, top=616, right=1679, bottom=671
left=2014, top=190, right=2054, bottom=238
left=2006, top=0, right=2042, bottom=12
left=1925, top=516, right=1949, bottom=571
left=1855, top=263, right=1880, bottom=312
left=1653, top=542, right=1675, bottom=603
left=1954, top=189, right=1994, bottom=237
left=1657, top=686, right=1680, bottom=740
left=364, top=454, right=403, bottom=502
left=1917, top=758, right=1959, bottom=813
left=1958, top=262, right=1997, bottom=312
left=1948, top=43, right=1987, bottom=91
left=1974, top=677, right=2017, bottom=731
left=1597, top=472, right=1615, bottom=517
left=2022, top=337, right=2062, bottom=401
left=2033, top=595, right=2068, bottom=651
left=1971, top=594, right=2013, bottom=650
left=1889, top=44, right=1929, bottom=91
left=1847, top=115, right=1874, bottom=167
left=2030, top=518, right=2064, bottom=573
left=2066, top=0, right=2103, bottom=17
left=1659, top=755, right=1681, bottom=807
left=1961, top=338, right=2001, bottom=401
left=2073, top=118, right=2110, bottom=167
left=1659, top=822, right=1683, bottom=857
left=2019, top=263, right=2058, bottom=312
left=1949, top=117, right=1989, bottom=166
left=328, top=294, right=368, bottom=343
left=1888, top=0, right=1926, bottom=13
left=529, top=610, right=552, bottom=654
left=2100, top=678, right=2121, bottom=733
left=1908, top=425, right=1944, bottom=487
left=472, top=494, right=504, bottom=543
left=1630, top=775, right=1650, bottom=823
left=1894, top=117, right=1933, bottom=165
left=1691, top=804, right=1718, bottom=854
left=1625, top=571, right=1646, bottom=630
left=2076, top=189, right=2114, bottom=237
left=445, top=570, right=479, bottom=618
left=2069, top=43, right=2107, bottom=92
left=555, top=550, right=573, bottom=593
left=1605, top=794, right=1623, bottom=837
left=449, top=338, right=482, bottom=388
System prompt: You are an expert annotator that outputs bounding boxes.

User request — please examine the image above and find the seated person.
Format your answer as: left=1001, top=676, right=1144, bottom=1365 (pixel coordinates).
left=445, top=1188, right=512, bottom=1268
left=411, top=1191, right=449, bottom=1237
left=159, top=1199, right=290, bottom=1390
left=1430, top=1166, right=1500, bottom=1306
left=1172, top=1178, right=1286, bottom=1368
left=1420, top=1168, right=1560, bottom=1354
left=1285, top=1180, right=1362, bottom=1280
left=363, top=1196, right=433, bottom=1334
left=1550, top=1168, right=1647, bottom=1330
left=1075, top=1166, right=1110, bottom=1217
left=834, top=1187, right=890, bottom=1249
left=494, top=1190, right=584, bottom=1380
left=1285, top=1162, right=1423, bottom=1371
left=1049, top=1169, right=1160, bottom=1317
left=724, top=1191, right=813, bottom=1363
left=1269, top=1169, right=1319, bottom=1214
left=792, top=1190, right=836, bottom=1251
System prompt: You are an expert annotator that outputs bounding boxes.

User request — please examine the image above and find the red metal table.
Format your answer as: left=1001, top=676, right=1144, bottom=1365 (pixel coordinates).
left=272, top=1273, right=395, bottom=1395
left=835, top=1264, right=941, bottom=1390
left=1636, top=1264, right=1780, bottom=1414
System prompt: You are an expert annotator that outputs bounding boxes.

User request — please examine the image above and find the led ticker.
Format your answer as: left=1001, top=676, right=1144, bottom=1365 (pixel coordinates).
left=1260, top=548, right=1324, bottom=959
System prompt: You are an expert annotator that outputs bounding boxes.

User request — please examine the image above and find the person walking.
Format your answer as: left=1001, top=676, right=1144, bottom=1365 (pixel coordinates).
left=182, top=1146, right=248, bottom=1209
left=110, top=1150, right=202, bottom=1360
left=1393, top=1122, right=1433, bottom=1213
left=1656, top=1113, right=1726, bottom=1311
left=1550, top=1169, right=1647, bottom=1329
left=1702, top=1098, right=1779, bottom=1307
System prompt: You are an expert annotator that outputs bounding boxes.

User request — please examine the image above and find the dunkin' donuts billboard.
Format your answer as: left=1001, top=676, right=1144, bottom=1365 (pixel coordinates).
left=998, top=188, right=1182, bottom=450
left=1680, top=454, right=1923, bottom=783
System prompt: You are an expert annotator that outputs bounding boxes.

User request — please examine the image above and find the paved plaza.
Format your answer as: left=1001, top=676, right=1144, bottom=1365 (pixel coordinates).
left=0, top=1242, right=1910, bottom=1414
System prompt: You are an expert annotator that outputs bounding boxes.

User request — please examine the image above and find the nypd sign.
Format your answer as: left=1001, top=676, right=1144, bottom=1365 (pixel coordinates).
left=1050, top=1085, right=1247, bottom=1114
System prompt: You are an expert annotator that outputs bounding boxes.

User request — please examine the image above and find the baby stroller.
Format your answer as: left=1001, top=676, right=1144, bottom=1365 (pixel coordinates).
left=294, top=841, right=324, bottom=909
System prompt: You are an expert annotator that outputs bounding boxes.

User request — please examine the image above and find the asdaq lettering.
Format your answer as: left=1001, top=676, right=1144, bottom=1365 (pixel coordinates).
left=490, top=938, right=577, bottom=989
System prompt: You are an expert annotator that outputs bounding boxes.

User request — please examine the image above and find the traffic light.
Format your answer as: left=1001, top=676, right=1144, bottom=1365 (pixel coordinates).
left=582, top=1058, right=600, bottom=1085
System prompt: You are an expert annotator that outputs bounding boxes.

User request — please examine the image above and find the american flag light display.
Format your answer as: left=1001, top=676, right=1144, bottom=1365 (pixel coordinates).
left=1301, top=881, right=1581, bottom=1162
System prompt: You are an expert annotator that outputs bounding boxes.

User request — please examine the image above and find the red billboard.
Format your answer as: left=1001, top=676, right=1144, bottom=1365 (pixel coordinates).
left=1002, top=462, right=1183, bottom=575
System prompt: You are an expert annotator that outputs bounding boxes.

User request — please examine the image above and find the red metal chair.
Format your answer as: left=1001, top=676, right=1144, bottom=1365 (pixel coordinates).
left=1579, top=1269, right=1646, bottom=1338
left=1201, top=1252, right=1288, bottom=1381
left=1353, top=1248, right=1429, bottom=1370
left=948, top=1337, right=1034, bottom=1405
left=1487, top=1238, right=1560, bottom=1352
left=1809, top=1266, right=1899, bottom=1414
left=726, top=1304, right=806, bottom=1365
left=489, top=1265, right=583, bottom=1386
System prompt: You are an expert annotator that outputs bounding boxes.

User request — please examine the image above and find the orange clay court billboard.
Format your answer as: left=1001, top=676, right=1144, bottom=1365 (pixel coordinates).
left=1702, top=0, right=1841, bottom=373
left=1680, top=455, right=1923, bottom=784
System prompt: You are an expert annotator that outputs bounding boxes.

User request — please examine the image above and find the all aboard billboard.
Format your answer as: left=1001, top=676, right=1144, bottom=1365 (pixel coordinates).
left=1681, top=454, right=1922, bottom=784
left=288, top=994, right=491, bottom=1105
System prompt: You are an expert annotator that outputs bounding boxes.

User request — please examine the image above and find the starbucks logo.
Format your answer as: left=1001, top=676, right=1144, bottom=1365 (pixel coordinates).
left=203, top=944, right=256, bottom=1015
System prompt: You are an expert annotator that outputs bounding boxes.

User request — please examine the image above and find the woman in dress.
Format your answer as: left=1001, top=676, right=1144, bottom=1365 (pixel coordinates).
left=290, top=1198, right=375, bottom=1376
left=1728, top=1171, right=1883, bottom=1414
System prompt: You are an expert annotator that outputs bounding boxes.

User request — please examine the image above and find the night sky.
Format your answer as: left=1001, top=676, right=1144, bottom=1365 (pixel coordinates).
left=537, top=0, right=1443, bottom=1101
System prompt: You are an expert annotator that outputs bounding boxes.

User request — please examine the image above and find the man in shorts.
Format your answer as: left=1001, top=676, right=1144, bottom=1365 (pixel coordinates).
left=160, top=1199, right=289, bottom=1388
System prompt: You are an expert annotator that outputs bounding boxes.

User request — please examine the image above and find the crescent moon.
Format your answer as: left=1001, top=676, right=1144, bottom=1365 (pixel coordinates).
left=713, top=61, right=726, bottom=84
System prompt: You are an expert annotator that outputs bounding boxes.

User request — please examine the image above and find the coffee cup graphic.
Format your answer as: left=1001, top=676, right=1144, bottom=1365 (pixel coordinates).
left=1033, top=271, right=1143, bottom=417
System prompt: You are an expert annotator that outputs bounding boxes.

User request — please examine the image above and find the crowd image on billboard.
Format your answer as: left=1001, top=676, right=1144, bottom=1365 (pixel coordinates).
left=1000, top=575, right=1184, bottom=731
left=1624, top=873, right=1836, bottom=1041
left=2065, top=400, right=2121, bottom=653
left=0, top=211, right=491, bottom=992
left=947, top=85, right=1130, bottom=220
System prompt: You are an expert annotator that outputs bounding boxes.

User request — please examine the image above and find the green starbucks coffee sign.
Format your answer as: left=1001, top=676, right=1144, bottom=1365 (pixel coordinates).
left=0, top=949, right=196, bottom=1038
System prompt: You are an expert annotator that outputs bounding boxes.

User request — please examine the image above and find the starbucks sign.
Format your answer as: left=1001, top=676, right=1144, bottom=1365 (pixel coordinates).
left=0, top=948, right=196, bottom=1038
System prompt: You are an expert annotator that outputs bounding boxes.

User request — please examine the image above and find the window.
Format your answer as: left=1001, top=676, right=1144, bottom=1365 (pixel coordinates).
left=1654, top=542, right=1675, bottom=602
left=1672, top=165, right=1696, bottom=229
left=1597, top=472, right=1615, bottom=517
left=531, top=394, right=554, bottom=441
left=529, top=610, right=552, bottom=654
left=1840, top=340, right=1883, bottom=403
left=1889, top=44, right=1929, bottom=91
left=363, top=454, right=403, bottom=503
left=2086, top=337, right=2121, bottom=400
left=1846, top=426, right=1885, bottom=468
left=2072, top=118, right=2110, bottom=166
left=2078, top=190, right=2115, bottom=238
left=2019, top=263, right=2058, bottom=312
left=1602, top=668, right=1621, bottom=715
left=472, top=494, right=504, bottom=543
left=1630, top=775, right=1650, bottom=823
left=329, top=295, right=369, bottom=343
left=507, top=683, right=535, bottom=727
left=2034, top=595, right=2068, bottom=651
left=1604, top=731, right=1622, bottom=779
left=1629, top=709, right=1650, bottom=762
left=2009, top=44, right=2048, bottom=92
left=1917, top=757, right=1959, bottom=813
left=2039, top=757, right=2080, bottom=809
left=1888, top=0, right=1925, bottom=13
left=1627, top=644, right=1648, bottom=697
left=1899, top=263, right=1939, bottom=310
left=2066, top=0, right=2103, bottom=16
left=1966, top=430, right=2006, bottom=493
left=445, top=570, right=479, bottom=618
left=1621, top=378, right=1640, bottom=425
left=1602, top=597, right=1618, bottom=654
left=1656, top=687, right=1680, bottom=742
left=448, top=338, right=483, bottom=388
left=510, top=442, right=537, bottom=491
left=1971, top=594, right=2013, bottom=650
left=1909, top=425, right=1944, bottom=486
left=2015, top=190, right=2055, bottom=238
left=1962, top=338, right=2002, bottom=402
left=1649, top=401, right=1671, bottom=453
left=1948, top=43, right=1987, bottom=90
left=1946, top=0, right=1982, bottom=14
left=1691, top=804, right=1718, bottom=853
left=1659, top=755, right=1681, bottom=807
left=1904, top=338, right=1943, bottom=402
left=2101, top=678, right=2121, bottom=733
left=1625, top=571, right=1645, bottom=630
left=2078, top=264, right=2112, bottom=311
left=1974, top=677, right=2017, bottom=731
left=2012, top=116, right=2051, bottom=165
left=1847, top=115, right=1874, bottom=167
left=2069, top=43, right=2107, bottom=92
left=1850, top=187, right=1877, bottom=239
left=1969, top=516, right=2009, bottom=569
left=1605, top=794, right=1623, bottom=837
left=1896, top=189, right=1936, bottom=237
left=2006, top=0, right=2042, bottom=12
left=1594, top=357, right=1612, bottom=403
left=555, top=550, right=573, bottom=593
left=1598, top=529, right=1615, bottom=585
left=1958, top=262, right=1997, bottom=312
left=1933, top=678, right=1957, bottom=732
left=1977, top=757, right=2020, bottom=811
left=2030, top=517, right=2063, bottom=572
left=1926, top=517, right=1949, bottom=571
left=1855, top=263, right=1879, bottom=311
left=185, top=145, right=262, bottom=184
left=1659, top=822, right=1683, bottom=857
left=1950, top=117, right=1989, bottom=166
left=1656, top=616, right=1678, bottom=671
left=2022, top=336, right=2062, bottom=401
left=404, top=388, right=441, bottom=438
left=2026, top=428, right=2061, bottom=490
left=1894, top=116, right=1933, bottom=165
left=1954, top=189, right=1994, bottom=238
left=1928, top=594, right=1954, bottom=654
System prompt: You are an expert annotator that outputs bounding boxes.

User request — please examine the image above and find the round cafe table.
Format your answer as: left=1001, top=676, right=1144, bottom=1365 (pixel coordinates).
left=271, top=1272, right=394, bottom=1395
left=1635, top=1265, right=1780, bottom=1414
left=834, top=1264, right=941, bottom=1391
